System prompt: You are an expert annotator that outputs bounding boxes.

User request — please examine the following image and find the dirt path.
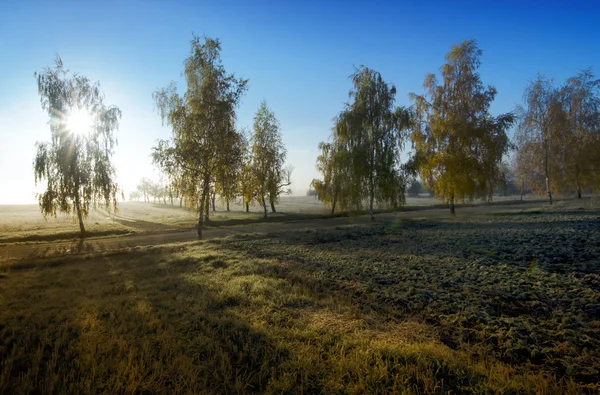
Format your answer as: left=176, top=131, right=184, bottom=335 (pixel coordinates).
left=0, top=201, right=546, bottom=263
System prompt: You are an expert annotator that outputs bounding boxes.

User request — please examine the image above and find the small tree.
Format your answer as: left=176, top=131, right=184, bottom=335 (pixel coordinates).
left=407, top=179, right=423, bottom=197
left=33, top=57, right=121, bottom=236
left=251, top=101, right=290, bottom=218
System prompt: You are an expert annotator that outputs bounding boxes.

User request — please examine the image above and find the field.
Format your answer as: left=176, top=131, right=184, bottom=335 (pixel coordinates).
left=0, top=195, right=530, bottom=243
left=1, top=200, right=599, bottom=393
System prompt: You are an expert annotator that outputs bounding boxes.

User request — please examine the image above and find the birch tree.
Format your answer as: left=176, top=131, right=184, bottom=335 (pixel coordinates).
left=153, top=35, right=247, bottom=237
left=313, top=67, right=410, bottom=219
left=33, top=56, right=121, bottom=236
left=251, top=101, right=290, bottom=218
left=410, top=40, right=513, bottom=213
left=515, top=76, right=563, bottom=204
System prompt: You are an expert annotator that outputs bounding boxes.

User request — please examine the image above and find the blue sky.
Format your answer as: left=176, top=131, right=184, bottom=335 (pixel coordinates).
left=1, top=0, right=599, bottom=204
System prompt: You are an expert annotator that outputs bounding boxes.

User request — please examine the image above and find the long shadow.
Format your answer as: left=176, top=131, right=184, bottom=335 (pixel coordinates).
left=0, top=246, right=286, bottom=394
left=214, top=211, right=600, bottom=384
left=110, top=215, right=186, bottom=232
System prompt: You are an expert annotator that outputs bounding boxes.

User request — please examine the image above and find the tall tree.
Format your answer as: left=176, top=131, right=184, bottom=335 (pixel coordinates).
left=514, top=75, right=564, bottom=204
left=559, top=69, right=600, bottom=197
left=33, top=57, right=121, bottom=236
left=153, top=35, right=247, bottom=238
left=313, top=67, right=410, bottom=219
left=410, top=40, right=513, bottom=214
left=251, top=101, right=290, bottom=218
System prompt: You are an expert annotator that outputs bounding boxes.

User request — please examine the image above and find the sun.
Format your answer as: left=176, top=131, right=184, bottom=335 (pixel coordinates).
left=66, top=108, right=93, bottom=136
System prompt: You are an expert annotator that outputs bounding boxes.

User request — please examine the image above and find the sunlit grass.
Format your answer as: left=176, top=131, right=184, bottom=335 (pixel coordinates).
left=1, top=210, right=598, bottom=393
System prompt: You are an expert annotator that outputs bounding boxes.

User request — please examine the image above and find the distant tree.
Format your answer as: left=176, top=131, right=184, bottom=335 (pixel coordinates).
left=152, top=139, right=181, bottom=206
left=410, top=40, right=514, bottom=214
left=137, top=178, right=153, bottom=202
left=153, top=35, right=247, bottom=238
left=251, top=101, right=290, bottom=218
left=33, top=57, right=121, bottom=236
left=306, top=188, right=317, bottom=197
left=407, top=179, right=424, bottom=197
left=129, top=191, right=141, bottom=202
left=514, top=75, right=565, bottom=204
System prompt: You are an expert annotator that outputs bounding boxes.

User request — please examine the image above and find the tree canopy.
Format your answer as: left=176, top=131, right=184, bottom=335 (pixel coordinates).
left=33, top=56, right=121, bottom=236
left=152, top=35, right=247, bottom=237
left=250, top=101, right=291, bottom=218
left=312, top=67, right=411, bottom=219
left=410, top=40, right=514, bottom=213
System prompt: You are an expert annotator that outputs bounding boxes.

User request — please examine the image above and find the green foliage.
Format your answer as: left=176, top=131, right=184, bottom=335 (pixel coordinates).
left=214, top=125, right=245, bottom=211
left=410, top=40, right=514, bottom=212
left=250, top=101, right=291, bottom=217
left=33, top=56, right=121, bottom=235
left=313, top=67, right=411, bottom=218
left=152, top=35, right=247, bottom=236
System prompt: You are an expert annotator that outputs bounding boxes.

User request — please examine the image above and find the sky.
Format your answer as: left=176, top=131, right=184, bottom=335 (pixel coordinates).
left=1, top=0, right=599, bottom=204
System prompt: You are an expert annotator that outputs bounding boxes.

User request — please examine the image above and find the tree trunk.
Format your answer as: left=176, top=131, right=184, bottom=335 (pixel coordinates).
left=270, top=198, right=276, bottom=213
left=262, top=194, right=267, bottom=219
left=331, top=189, right=338, bottom=215
left=212, top=192, right=216, bottom=212
left=245, top=202, right=249, bottom=213
left=450, top=196, right=455, bottom=215
left=180, top=198, right=183, bottom=208
left=75, top=195, right=85, bottom=237
left=520, top=181, right=524, bottom=201
left=205, top=197, right=210, bottom=222
left=544, top=145, right=553, bottom=205
left=226, top=200, right=230, bottom=212
left=197, top=177, right=210, bottom=238
left=545, top=176, right=553, bottom=205
left=369, top=184, right=375, bottom=221
left=368, top=163, right=375, bottom=221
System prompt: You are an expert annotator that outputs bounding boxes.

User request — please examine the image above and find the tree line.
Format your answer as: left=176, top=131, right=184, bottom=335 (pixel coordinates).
left=31, top=37, right=599, bottom=237
left=311, top=40, right=600, bottom=217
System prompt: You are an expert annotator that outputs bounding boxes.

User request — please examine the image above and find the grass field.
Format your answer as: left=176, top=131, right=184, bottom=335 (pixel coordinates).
left=0, top=195, right=535, bottom=243
left=1, top=206, right=599, bottom=393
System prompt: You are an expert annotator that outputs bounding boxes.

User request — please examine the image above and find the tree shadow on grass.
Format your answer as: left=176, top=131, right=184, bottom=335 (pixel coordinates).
left=2, top=241, right=553, bottom=394
left=0, top=246, right=288, bottom=393
left=215, top=212, right=600, bottom=385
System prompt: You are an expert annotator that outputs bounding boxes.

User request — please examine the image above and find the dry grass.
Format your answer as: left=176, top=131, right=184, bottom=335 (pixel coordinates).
left=1, top=211, right=597, bottom=393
